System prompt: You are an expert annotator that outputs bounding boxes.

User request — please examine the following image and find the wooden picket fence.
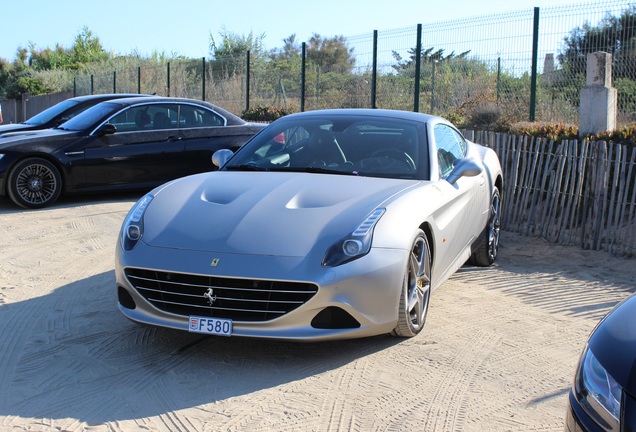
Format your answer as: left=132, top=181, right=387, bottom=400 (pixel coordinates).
left=464, top=130, right=636, bottom=257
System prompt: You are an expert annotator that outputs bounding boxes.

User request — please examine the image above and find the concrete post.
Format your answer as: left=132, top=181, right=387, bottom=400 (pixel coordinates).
left=579, top=52, right=617, bottom=136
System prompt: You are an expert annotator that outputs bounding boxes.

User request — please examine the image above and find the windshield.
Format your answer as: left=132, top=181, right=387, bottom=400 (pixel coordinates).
left=58, top=102, right=120, bottom=132
left=225, top=114, right=429, bottom=180
left=25, top=99, right=81, bottom=126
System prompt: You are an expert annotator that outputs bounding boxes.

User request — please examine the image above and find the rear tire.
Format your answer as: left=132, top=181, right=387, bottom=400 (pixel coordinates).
left=7, top=158, right=62, bottom=209
left=470, top=188, right=501, bottom=267
left=391, top=230, right=432, bottom=337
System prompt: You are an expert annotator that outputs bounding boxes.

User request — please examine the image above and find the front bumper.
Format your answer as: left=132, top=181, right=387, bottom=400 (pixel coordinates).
left=565, top=391, right=604, bottom=432
left=115, top=241, right=408, bottom=341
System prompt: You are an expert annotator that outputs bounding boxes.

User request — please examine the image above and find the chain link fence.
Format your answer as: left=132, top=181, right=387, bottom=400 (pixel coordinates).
left=42, top=1, right=636, bottom=126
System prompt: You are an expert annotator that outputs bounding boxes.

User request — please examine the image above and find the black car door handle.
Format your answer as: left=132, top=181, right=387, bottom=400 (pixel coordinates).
left=167, top=136, right=181, bottom=142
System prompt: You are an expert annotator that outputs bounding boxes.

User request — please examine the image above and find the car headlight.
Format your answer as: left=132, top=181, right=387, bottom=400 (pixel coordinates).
left=574, top=346, right=621, bottom=430
left=322, top=208, right=385, bottom=267
left=120, top=193, right=154, bottom=251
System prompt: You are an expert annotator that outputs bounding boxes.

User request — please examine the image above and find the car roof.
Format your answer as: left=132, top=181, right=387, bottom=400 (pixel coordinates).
left=67, top=93, right=153, bottom=103
left=279, top=108, right=447, bottom=124
left=100, top=96, right=246, bottom=125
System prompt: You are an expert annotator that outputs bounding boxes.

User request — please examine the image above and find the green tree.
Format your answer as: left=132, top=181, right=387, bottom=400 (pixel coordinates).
left=270, top=34, right=301, bottom=61
left=71, top=26, right=110, bottom=66
left=306, top=34, right=355, bottom=74
left=391, top=47, right=471, bottom=77
left=208, top=28, right=267, bottom=78
left=558, top=5, right=636, bottom=79
left=0, top=57, right=12, bottom=98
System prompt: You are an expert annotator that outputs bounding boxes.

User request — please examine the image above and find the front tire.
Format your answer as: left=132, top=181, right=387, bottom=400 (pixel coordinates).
left=392, top=230, right=432, bottom=337
left=7, top=158, right=62, bottom=209
left=470, top=188, right=501, bottom=267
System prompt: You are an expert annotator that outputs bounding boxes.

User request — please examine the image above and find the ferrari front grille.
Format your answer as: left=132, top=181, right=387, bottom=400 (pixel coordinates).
left=125, top=268, right=318, bottom=322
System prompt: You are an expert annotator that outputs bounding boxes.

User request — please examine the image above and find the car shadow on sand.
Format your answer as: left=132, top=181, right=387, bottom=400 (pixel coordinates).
left=0, top=192, right=144, bottom=213
left=0, top=270, right=402, bottom=424
left=455, top=235, right=636, bottom=322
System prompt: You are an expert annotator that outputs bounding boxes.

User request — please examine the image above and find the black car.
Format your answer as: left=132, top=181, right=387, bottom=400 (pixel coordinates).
left=0, top=96, right=266, bottom=208
left=0, top=93, right=150, bottom=134
left=566, top=293, right=636, bottom=431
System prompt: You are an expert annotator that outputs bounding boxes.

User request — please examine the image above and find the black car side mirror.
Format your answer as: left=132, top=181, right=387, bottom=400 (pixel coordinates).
left=95, top=123, right=117, bottom=136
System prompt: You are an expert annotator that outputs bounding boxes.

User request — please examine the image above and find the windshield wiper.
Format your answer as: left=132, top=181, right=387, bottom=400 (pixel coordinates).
left=225, top=163, right=267, bottom=171
left=269, top=166, right=359, bottom=176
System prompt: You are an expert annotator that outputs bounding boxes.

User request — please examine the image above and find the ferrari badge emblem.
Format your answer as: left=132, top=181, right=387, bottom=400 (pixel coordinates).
left=203, top=288, right=217, bottom=305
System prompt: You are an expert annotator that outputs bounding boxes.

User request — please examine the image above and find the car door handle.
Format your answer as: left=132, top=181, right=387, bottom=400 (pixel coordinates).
left=167, top=136, right=181, bottom=142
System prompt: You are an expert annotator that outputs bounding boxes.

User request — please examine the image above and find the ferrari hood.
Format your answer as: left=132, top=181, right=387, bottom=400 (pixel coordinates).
left=142, top=171, right=418, bottom=257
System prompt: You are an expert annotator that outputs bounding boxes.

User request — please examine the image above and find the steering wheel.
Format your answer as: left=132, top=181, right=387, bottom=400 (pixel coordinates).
left=371, top=149, right=417, bottom=171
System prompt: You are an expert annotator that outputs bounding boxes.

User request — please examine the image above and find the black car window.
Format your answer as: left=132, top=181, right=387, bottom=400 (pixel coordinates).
left=60, top=102, right=121, bottom=132
left=179, top=104, right=224, bottom=128
left=107, top=104, right=178, bottom=132
left=26, top=99, right=81, bottom=125
left=434, top=124, right=467, bottom=178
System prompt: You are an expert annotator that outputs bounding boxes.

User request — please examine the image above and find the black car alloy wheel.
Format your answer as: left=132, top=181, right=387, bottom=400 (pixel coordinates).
left=8, top=158, right=62, bottom=209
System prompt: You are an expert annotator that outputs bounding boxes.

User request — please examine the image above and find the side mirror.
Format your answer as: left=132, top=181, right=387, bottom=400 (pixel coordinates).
left=446, top=157, right=483, bottom=185
left=95, top=123, right=117, bottom=136
left=212, top=148, right=234, bottom=168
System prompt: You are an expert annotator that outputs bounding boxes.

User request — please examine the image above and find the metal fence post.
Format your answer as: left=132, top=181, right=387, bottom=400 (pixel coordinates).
left=301, top=42, right=306, bottom=112
left=113, top=71, right=117, bottom=93
left=431, top=61, right=437, bottom=113
left=90, top=75, right=94, bottom=95
left=246, top=51, right=250, bottom=113
left=371, top=30, right=378, bottom=109
left=202, top=57, right=206, bottom=101
left=529, top=7, right=540, bottom=121
left=137, top=67, right=141, bottom=94
left=166, top=62, right=170, bottom=97
left=414, top=24, right=422, bottom=113
left=497, top=57, right=501, bottom=103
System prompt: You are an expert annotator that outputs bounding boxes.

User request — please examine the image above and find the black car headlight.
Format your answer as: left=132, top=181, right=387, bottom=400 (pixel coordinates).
left=120, top=193, right=154, bottom=251
left=574, top=346, right=621, bottom=430
left=322, top=208, right=385, bottom=267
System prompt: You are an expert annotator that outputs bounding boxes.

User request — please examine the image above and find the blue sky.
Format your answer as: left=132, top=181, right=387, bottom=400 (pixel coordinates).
left=1, top=0, right=585, bottom=62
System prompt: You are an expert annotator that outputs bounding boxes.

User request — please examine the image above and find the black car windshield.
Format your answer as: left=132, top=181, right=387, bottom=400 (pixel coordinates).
left=58, top=102, right=121, bottom=132
left=224, top=114, right=429, bottom=180
left=25, top=99, right=80, bottom=125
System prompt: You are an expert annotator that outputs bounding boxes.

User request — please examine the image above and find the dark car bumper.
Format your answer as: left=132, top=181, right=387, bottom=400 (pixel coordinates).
left=565, top=391, right=604, bottom=432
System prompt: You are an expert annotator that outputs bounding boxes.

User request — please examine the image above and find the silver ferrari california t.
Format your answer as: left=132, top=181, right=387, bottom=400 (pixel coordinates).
left=115, top=109, right=503, bottom=341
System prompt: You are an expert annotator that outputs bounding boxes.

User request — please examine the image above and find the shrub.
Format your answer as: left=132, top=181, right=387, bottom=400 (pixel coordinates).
left=508, top=121, right=578, bottom=142
left=241, top=106, right=291, bottom=122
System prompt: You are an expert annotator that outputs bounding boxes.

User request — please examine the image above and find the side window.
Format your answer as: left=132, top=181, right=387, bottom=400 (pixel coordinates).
left=147, top=104, right=177, bottom=129
left=107, top=104, right=177, bottom=132
left=180, top=105, right=224, bottom=128
left=107, top=106, right=150, bottom=132
left=434, top=124, right=467, bottom=178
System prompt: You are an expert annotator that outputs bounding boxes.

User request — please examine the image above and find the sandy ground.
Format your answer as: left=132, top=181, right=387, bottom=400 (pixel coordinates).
left=0, top=193, right=634, bottom=432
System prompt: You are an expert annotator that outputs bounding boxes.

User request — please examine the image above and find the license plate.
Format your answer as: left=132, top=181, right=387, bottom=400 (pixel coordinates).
left=188, top=316, right=232, bottom=336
